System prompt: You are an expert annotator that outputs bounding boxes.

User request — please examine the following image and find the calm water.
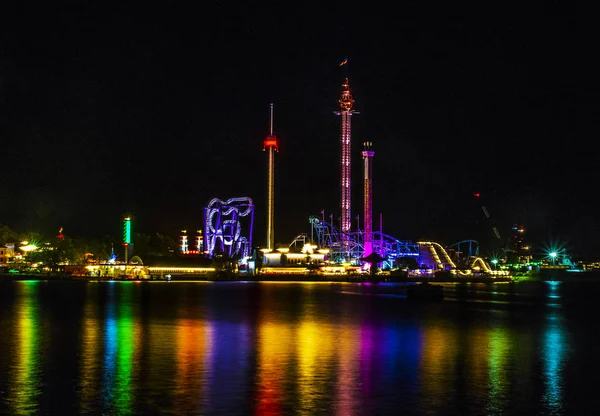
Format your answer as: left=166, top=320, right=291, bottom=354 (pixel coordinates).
left=0, top=279, right=598, bottom=415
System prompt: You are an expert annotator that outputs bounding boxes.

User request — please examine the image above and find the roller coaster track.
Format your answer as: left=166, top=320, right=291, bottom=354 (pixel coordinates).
left=417, top=241, right=457, bottom=269
left=470, top=257, right=492, bottom=272
left=309, top=217, right=418, bottom=265
left=448, top=240, right=480, bottom=259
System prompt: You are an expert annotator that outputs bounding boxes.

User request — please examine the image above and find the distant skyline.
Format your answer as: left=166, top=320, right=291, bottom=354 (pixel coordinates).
left=1, top=2, right=587, bottom=255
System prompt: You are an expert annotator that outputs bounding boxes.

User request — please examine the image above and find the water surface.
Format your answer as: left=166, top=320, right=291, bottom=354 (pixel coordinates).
left=0, top=280, right=598, bottom=415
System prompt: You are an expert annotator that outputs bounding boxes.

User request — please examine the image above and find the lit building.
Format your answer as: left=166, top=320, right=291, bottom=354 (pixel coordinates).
left=0, top=246, right=7, bottom=266
left=506, top=224, right=532, bottom=264
left=179, top=230, right=189, bottom=254
left=194, top=230, right=203, bottom=253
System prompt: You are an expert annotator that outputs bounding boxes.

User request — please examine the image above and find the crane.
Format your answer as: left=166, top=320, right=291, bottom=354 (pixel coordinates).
left=473, top=193, right=502, bottom=240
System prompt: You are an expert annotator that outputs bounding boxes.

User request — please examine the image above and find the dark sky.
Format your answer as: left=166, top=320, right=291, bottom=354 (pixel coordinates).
left=0, top=2, right=587, bottom=256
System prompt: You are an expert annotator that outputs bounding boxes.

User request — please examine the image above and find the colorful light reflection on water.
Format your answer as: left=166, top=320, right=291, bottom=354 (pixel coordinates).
left=102, top=281, right=141, bottom=414
left=541, top=281, right=570, bottom=415
left=6, top=281, right=42, bottom=415
left=0, top=280, right=589, bottom=414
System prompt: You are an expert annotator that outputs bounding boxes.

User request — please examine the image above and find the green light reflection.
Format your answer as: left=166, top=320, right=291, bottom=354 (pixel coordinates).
left=104, top=282, right=138, bottom=414
left=486, top=327, right=510, bottom=414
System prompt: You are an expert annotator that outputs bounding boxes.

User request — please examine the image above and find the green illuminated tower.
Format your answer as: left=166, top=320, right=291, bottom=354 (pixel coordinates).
left=123, top=216, right=131, bottom=264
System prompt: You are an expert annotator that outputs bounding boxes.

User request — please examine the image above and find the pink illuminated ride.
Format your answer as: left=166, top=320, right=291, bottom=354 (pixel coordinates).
left=362, top=141, right=375, bottom=257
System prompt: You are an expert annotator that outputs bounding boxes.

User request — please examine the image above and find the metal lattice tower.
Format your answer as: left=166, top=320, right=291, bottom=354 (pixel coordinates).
left=263, top=103, right=278, bottom=250
left=362, top=141, right=374, bottom=256
left=334, top=78, right=358, bottom=244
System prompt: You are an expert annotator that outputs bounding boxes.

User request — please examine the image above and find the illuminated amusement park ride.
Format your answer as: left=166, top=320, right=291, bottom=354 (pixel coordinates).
left=190, top=75, right=509, bottom=278
left=203, top=197, right=254, bottom=259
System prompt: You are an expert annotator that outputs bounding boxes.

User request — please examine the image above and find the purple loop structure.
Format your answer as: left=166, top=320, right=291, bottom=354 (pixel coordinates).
left=204, top=197, right=254, bottom=259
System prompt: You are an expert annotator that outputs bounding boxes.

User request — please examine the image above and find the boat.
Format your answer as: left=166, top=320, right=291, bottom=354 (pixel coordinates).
left=406, top=281, right=444, bottom=301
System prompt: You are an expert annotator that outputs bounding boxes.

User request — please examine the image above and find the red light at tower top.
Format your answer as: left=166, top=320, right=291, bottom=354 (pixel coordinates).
left=263, top=137, right=278, bottom=150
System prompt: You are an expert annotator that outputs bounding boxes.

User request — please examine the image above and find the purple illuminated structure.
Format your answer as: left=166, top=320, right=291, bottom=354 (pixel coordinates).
left=362, top=141, right=375, bottom=256
left=204, top=197, right=254, bottom=258
left=334, top=78, right=359, bottom=243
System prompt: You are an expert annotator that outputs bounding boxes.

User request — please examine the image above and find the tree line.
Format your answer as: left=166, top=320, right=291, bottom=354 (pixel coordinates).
left=1, top=223, right=177, bottom=267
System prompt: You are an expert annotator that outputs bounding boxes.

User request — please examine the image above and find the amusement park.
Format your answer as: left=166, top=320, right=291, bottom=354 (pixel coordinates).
left=2, top=77, right=581, bottom=282
left=98, top=77, right=524, bottom=281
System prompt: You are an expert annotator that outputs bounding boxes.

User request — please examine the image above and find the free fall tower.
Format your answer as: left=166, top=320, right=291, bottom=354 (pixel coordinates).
left=334, top=78, right=359, bottom=244
left=263, top=103, right=278, bottom=250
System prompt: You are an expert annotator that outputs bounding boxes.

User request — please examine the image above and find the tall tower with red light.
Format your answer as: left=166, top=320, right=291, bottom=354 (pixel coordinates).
left=263, top=103, right=278, bottom=250
left=362, top=141, right=375, bottom=256
left=334, top=78, right=359, bottom=241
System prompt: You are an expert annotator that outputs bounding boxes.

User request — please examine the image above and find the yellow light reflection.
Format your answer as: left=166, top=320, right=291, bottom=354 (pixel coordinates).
left=295, top=293, right=335, bottom=415
left=466, top=327, right=488, bottom=401
left=296, top=320, right=336, bottom=412
left=9, top=281, right=41, bottom=415
left=79, top=284, right=101, bottom=413
left=256, top=322, right=293, bottom=415
left=419, top=325, right=457, bottom=410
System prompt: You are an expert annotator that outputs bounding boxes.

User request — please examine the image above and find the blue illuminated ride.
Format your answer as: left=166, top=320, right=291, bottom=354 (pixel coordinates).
left=203, top=197, right=254, bottom=259
left=309, top=216, right=419, bottom=268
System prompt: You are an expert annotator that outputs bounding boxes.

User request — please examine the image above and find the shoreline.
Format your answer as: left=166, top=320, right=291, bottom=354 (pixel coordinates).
left=0, top=273, right=554, bottom=284
left=3, top=269, right=599, bottom=284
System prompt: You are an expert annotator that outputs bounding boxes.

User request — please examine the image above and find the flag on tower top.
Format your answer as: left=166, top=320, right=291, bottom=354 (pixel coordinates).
left=339, top=58, right=348, bottom=66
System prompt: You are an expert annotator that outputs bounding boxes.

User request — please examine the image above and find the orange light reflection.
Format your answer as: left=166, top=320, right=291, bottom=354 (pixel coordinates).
left=175, top=318, right=213, bottom=414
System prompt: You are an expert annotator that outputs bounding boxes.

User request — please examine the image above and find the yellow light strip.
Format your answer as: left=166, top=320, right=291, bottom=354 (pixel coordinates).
left=147, top=267, right=216, bottom=272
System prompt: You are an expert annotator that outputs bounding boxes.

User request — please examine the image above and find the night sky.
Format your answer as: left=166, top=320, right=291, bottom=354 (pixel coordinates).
left=1, top=2, right=587, bottom=256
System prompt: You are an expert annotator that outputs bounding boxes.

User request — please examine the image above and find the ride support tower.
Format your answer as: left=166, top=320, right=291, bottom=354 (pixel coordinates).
left=263, top=103, right=278, bottom=250
left=334, top=78, right=358, bottom=243
left=362, top=141, right=375, bottom=256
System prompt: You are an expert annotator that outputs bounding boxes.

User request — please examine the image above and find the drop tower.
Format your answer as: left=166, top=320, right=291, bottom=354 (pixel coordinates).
left=362, top=141, right=375, bottom=256
left=263, top=103, right=278, bottom=250
left=334, top=78, right=358, bottom=242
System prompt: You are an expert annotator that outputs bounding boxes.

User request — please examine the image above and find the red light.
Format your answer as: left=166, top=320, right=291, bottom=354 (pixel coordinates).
left=473, top=193, right=480, bottom=198
left=263, top=136, right=279, bottom=151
